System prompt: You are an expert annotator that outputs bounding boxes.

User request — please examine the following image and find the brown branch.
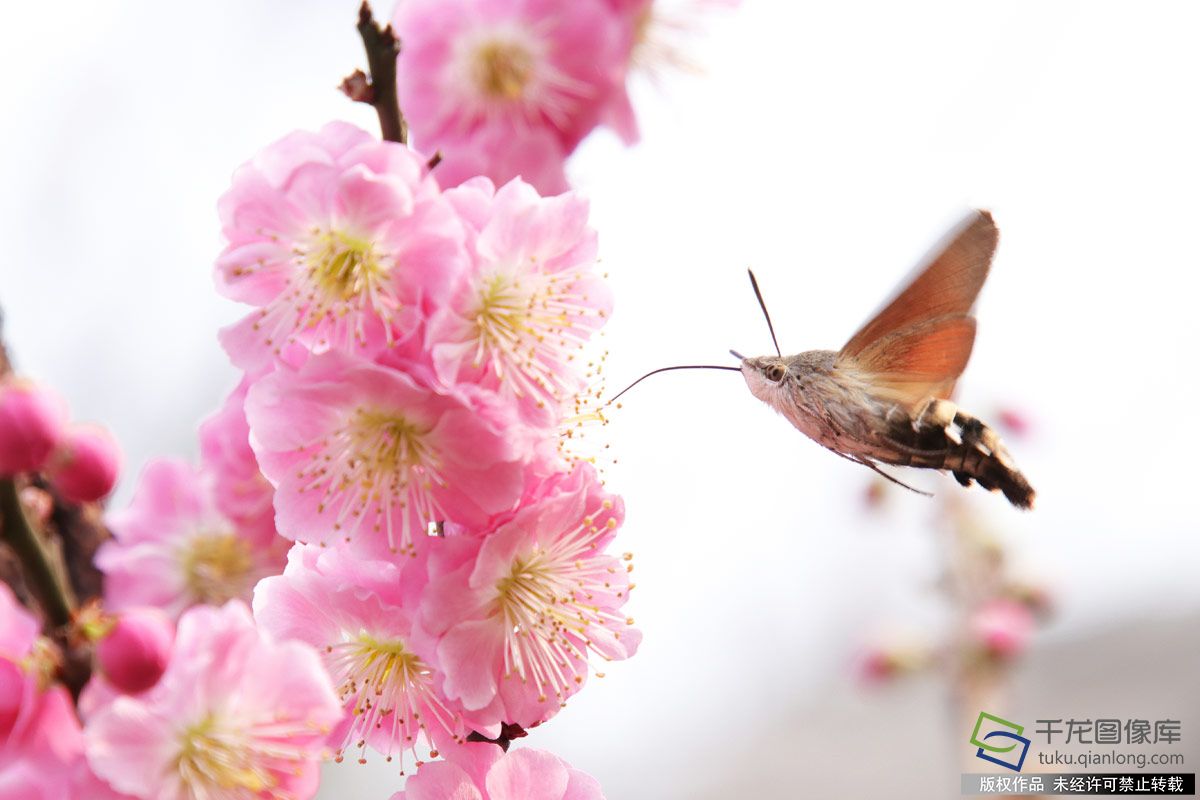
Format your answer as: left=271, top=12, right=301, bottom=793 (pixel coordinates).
left=466, top=722, right=528, bottom=752
left=0, top=478, right=74, bottom=629
left=34, top=477, right=108, bottom=605
left=345, top=2, right=407, bottom=144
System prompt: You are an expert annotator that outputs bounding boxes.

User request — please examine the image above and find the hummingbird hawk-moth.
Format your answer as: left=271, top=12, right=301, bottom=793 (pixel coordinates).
left=612, top=210, right=1036, bottom=509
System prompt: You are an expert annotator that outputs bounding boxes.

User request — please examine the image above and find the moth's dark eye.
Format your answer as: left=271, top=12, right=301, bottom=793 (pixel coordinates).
left=766, top=364, right=787, bottom=382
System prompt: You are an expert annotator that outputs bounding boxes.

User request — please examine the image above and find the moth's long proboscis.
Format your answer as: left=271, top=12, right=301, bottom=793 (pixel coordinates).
left=607, top=365, right=742, bottom=405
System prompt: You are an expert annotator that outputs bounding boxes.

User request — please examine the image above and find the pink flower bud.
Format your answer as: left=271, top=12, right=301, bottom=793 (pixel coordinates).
left=996, top=406, right=1033, bottom=439
left=970, top=598, right=1035, bottom=661
left=95, top=608, right=173, bottom=694
left=859, top=649, right=899, bottom=684
left=0, top=380, right=67, bottom=475
left=857, top=643, right=929, bottom=685
left=46, top=424, right=121, bottom=503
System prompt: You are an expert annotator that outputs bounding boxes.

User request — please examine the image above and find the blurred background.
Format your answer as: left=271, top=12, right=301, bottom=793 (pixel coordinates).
left=2, top=1, right=1198, bottom=797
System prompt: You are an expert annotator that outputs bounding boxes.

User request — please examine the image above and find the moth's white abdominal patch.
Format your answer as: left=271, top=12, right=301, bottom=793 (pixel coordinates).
left=944, top=420, right=963, bottom=446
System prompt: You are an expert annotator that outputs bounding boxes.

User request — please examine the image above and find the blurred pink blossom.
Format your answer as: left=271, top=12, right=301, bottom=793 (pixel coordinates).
left=97, top=459, right=285, bottom=619
left=856, top=642, right=930, bottom=686
left=245, top=351, right=530, bottom=555
left=423, top=465, right=638, bottom=727
left=426, top=127, right=571, bottom=196
left=996, top=406, right=1033, bottom=439
left=393, top=742, right=605, bottom=800
left=0, top=380, right=67, bottom=476
left=215, top=121, right=467, bottom=370
left=84, top=601, right=341, bottom=800
left=392, top=0, right=630, bottom=194
left=970, top=598, right=1036, bottom=661
left=430, top=177, right=611, bottom=426
left=0, top=584, right=87, bottom=800
left=198, top=375, right=277, bottom=542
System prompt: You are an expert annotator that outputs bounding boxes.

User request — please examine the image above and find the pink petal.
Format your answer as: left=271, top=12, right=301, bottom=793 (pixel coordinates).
left=437, top=620, right=504, bottom=710
left=403, top=760, right=483, bottom=800
left=485, top=748, right=569, bottom=800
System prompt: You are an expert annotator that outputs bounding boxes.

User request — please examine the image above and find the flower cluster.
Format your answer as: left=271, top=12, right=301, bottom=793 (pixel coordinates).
left=78, top=117, right=636, bottom=798
left=224, top=120, right=639, bottom=772
left=0, top=0, right=737, bottom=793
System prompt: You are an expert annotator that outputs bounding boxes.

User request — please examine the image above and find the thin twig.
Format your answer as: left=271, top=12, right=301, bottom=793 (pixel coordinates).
left=347, top=2, right=407, bottom=144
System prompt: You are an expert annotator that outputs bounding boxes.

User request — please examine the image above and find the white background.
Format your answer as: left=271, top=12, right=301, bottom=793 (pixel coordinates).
left=2, top=1, right=1199, bottom=798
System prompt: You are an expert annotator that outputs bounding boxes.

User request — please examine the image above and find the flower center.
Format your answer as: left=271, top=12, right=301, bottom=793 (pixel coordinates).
left=304, top=408, right=444, bottom=553
left=248, top=228, right=403, bottom=355
left=180, top=531, right=254, bottom=606
left=469, top=269, right=603, bottom=404
left=348, top=410, right=433, bottom=476
left=325, top=631, right=456, bottom=765
left=472, top=40, right=535, bottom=100
left=306, top=230, right=388, bottom=303
left=492, top=507, right=632, bottom=703
left=176, top=716, right=273, bottom=796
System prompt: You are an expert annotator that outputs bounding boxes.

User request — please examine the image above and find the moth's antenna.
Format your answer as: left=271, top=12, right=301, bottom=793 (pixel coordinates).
left=747, top=269, right=781, bottom=357
left=607, top=364, right=741, bottom=406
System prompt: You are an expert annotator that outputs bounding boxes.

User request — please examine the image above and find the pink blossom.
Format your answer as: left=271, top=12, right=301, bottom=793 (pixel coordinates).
left=392, top=0, right=629, bottom=194
left=0, top=584, right=87, bottom=800
left=604, top=0, right=743, bottom=145
left=428, top=126, right=570, bottom=196
left=970, top=598, right=1036, bottom=661
left=245, top=351, right=530, bottom=555
left=215, top=121, right=467, bottom=370
left=45, top=424, right=121, bottom=504
left=393, top=742, right=605, bottom=800
left=199, top=375, right=277, bottom=542
left=858, top=649, right=900, bottom=684
left=96, top=459, right=285, bottom=619
left=996, top=406, right=1034, bottom=439
left=254, top=543, right=464, bottom=767
left=0, top=380, right=67, bottom=476
left=94, top=608, right=174, bottom=695
left=0, top=585, right=37, bottom=663
left=429, top=178, right=611, bottom=426
left=855, top=642, right=929, bottom=686
left=84, top=601, right=341, bottom=800
left=423, top=465, right=638, bottom=727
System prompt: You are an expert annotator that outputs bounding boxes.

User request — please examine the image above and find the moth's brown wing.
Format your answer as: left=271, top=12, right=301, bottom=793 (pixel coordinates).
left=836, top=210, right=997, bottom=409
left=839, top=315, right=976, bottom=408
left=840, top=210, right=996, bottom=359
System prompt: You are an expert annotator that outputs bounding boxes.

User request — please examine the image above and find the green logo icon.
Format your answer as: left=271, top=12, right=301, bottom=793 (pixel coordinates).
left=971, top=712, right=1031, bottom=771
